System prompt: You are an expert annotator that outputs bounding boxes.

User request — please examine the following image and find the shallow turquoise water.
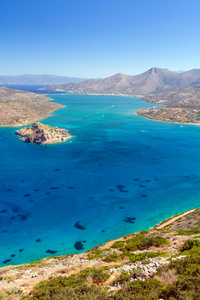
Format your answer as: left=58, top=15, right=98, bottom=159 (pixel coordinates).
left=1, top=95, right=200, bottom=266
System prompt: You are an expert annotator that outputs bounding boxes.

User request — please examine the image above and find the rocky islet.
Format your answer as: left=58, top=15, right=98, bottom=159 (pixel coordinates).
left=15, top=122, right=71, bottom=145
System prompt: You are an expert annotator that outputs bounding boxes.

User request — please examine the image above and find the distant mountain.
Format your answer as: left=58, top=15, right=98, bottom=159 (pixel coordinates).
left=0, top=74, right=87, bottom=85
left=40, top=68, right=200, bottom=95
left=175, top=70, right=186, bottom=74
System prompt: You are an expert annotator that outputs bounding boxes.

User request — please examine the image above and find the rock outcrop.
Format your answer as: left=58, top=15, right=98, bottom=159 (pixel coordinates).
left=15, top=122, right=71, bottom=145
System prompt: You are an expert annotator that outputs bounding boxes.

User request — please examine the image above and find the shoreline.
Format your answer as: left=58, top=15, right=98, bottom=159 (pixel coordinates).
left=46, top=92, right=200, bottom=126
left=0, top=207, right=197, bottom=269
left=155, top=208, right=196, bottom=229
left=137, top=111, right=200, bottom=126
left=0, top=206, right=199, bottom=295
left=0, top=101, right=65, bottom=128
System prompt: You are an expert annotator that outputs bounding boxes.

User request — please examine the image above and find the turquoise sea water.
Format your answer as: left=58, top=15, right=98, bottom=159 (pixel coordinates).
left=1, top=95, right=200, bottom=266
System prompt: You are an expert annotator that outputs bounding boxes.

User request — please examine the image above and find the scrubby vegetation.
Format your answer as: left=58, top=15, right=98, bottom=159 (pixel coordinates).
left=180, top=239, right=200, bottom=251
left=177, top=227, right=200, bottom=236
left=86, top=234, right=169, bottom=264
left=123, top=234, right=169, bottom=251
left=0, top=87, right=63, bottom=126
left=2, top=209, right=200, bottom=300
left=21, top=237, right=200, bottom=300
left=22, top=268, right=111, bottom=300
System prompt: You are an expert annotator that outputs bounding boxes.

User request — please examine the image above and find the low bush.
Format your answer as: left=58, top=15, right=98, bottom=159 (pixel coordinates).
left=180, top=239, right=200, bottom=251
left=91, top=269, right=110, bottom=284
left=114, top=279, right=163, bottom=300
left=124, top=251, right=166, bottom=263
left=111, top=241, right=124, bottom=249
left=112, top=271, right=131, bottom=285
left=177, top=227, right=200, bottom=235
left=87, top=248, right=111, bottom=260
left=104, top=253, right=120, bottom=262
left=24, top=283, right=111, bottom=300
left=123, top=235, right=169, bottom=252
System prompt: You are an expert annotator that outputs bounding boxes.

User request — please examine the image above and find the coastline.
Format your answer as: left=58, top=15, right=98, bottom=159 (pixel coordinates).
left=0, top=207, right=197, bottom=268
left=44, top=92, right=200, bottom=126
left=137, top=112, right=200, bottom=126
left=155, top=208, right=196, bottom=229
left=0, top=206, right=199, bottom=296
left=1, top=93, right=200, bottom=296
left=0, top=87, right=66, bottom=127
left=0, top=101, right=65, bottom=128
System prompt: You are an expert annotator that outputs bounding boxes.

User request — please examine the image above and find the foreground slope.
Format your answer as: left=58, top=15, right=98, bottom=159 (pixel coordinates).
left=0, top=87, right=63, bottom=126
left=1, top=208, right=200, bottom=299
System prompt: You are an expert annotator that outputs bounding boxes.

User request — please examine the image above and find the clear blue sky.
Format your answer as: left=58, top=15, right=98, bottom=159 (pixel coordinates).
left=1, top=0, right=200, bottom=77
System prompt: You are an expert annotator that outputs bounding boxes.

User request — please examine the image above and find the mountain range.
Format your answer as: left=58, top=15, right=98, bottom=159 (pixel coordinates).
left=40, top=68, right=200, bottom=95
left=0, top=74, right=87, bottom=85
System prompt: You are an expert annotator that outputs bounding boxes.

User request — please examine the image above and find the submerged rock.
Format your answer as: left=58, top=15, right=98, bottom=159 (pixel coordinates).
left=15, top=122, right=71, bottom=145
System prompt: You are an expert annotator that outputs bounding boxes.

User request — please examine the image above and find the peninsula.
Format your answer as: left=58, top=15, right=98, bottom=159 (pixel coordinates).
left=15, top=122, right=71, bottom=145
left=0, top=87, right=64, bottom=126
left=138, top=84, right=200, bottom=124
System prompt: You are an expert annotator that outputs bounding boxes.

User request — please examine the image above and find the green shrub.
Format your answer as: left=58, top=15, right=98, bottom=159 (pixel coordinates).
left=177, top=227, right=200, bottom=235
left=147, top=236, right=169, bottom=247
left=91, top=269, right=110, bottom=284
left=112, top=271, right=131, bottom=285
left=87, top=248, right=111, bottom=260
left=114, top=279, right=163, bottom=300
left=111, top=241, right=124, bottom=249
left=23, top=283, right=111, bottom=300
left=22, top=268, right=110, bottom=299
left=123, top=235, right=169, bottom=252
left=160, top=276, right=200, bottom=300
left=124, top=251, right=166, bottom=263
left=104, top=253, right=120, bottom=262
left=180, top=239, right=200, bottom=251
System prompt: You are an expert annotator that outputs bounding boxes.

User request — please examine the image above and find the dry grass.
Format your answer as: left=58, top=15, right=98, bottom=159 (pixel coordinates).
left=55, top=268, right=69, bottom=275
left=155, top=268, right=177, bottom=285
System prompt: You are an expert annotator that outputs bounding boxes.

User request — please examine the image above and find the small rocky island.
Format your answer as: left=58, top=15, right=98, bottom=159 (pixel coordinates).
left=15, top=122, right=71, bottom=145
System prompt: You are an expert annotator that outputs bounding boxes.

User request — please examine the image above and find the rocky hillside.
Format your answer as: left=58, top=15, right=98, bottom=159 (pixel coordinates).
left=138, top=84, right=200, bottom=124
left=40, top=68, right=200, bottom=95
left=15, top=122, right=71, bottom=145
left=142, top=83, right=200, bottom=107
left=0, top=87, right=63, bottom=126
left=1, top=208, right=200, bottom=299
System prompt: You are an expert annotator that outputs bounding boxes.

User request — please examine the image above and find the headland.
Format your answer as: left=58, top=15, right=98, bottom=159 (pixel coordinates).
left=0, top=87, right=64, bottom=127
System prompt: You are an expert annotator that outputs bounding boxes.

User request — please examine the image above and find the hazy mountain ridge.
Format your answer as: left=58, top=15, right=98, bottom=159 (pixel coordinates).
left=0, top=74, right=87, bottom=85
left=40, top=68, right=200, bottom=95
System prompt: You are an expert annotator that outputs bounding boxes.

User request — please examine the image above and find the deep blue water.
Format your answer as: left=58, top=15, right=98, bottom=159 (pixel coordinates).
left=0, top=85, right=64, bottom=94
left=1, top=94, right=200, bottom=266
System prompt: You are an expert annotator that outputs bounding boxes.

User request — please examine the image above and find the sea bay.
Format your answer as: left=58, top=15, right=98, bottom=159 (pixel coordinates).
left=0, top=94, right=200, bottom=266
